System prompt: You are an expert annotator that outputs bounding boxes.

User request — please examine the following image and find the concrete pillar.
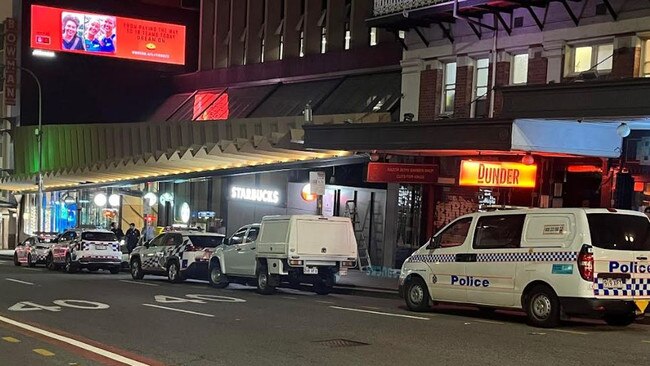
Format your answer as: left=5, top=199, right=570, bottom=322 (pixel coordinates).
left=453, top=56, right=474, bottom=119
left=229, top=0, right=247, bottom=66
left=304, top=0, right=322, bottom=56
left=400, top=58, right=424, bottom=121
left=326, top=0, right=346, bottom=52
left=199, top=0, right=216, bottom=70
left=214, top=0, right=230, bottom=69
left=417, top=60, right=442, bottom=122
left=246, top=0, right=264, bottom=65
left=382, top=183, right=399, bottom=269
left=350, top=0, right=371, bottom=49
left=543, top=41, right=564, bottom=83
left=612, top=35, right=641, bottom=79
left=283, top=0, right=302, bottom=59
left=263, top=0, right=282, bottom=62
left=489, top=52, right=511, bottom=117
left=527, top=44, right=548, bottom=85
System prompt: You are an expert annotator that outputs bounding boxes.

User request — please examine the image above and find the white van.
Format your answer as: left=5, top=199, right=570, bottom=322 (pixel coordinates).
left=209, top=215, right=358, bottom=295
left=399, top=208, right=650, bottom=327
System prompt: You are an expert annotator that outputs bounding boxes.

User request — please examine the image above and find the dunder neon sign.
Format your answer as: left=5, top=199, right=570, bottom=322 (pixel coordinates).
left=459, top=160, right=537, bottom=188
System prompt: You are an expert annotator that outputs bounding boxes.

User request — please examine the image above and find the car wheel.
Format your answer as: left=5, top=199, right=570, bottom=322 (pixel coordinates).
left=256, top=264, right=276, bottom=295
left=167, top=261, right=184, bottom=283
left=525, top=285, right=561, bottom=328
left=404, top=277, right=431, bottom=312
left=604, top=313, right=636, bottom=327
left=27, top=254, right=36, bottom=268
left=46, top=253, right=56, bottom=271
left=109, top=267, right=120, bottom=274
left=313, top=273, right=334, bottom=295
left=130, top=258, right=144, bottom=280
left=209, top=263, right=229, bottom=289
left=64, top=255, right=77, bottom=274
left=13, top=253, right=20, bottom=266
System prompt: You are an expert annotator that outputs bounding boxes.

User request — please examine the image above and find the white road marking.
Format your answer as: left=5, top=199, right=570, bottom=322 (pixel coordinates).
left=330, top=306, right=430, bottom=320
left=473, top=319, right=505, bottom=325
left=549, top=329, right=589, bottom=336
left=282, top=296, right=297, bottom=300
left=142, top=303, right=214, bottom=317
left=5, top=278, right=34, bottom=286
left=22, top=268, right=41, bottom=272
left=361, top=306, right=381, bottom=310
left=642, top=340, right=650, bottom=344
left=120, top=280, right=159, bottom=287
left=315, top=300, right=335, bottom=305
left=0, top=314, right=151, bottom=366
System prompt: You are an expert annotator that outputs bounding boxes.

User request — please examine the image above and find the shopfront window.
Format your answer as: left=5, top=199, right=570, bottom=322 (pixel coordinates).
left=397, top=185, right=422, bottom=248
left=442, top=62, right=457, bottom=114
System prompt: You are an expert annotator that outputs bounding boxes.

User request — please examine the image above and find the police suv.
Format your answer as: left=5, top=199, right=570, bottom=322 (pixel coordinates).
left=129, top=229, right=225, bottom=283
left=399, top=208, right=650, bottom=327
left=47, top=229, right=122, bottom=274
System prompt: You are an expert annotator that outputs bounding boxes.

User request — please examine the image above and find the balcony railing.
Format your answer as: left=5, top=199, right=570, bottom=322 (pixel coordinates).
left=373, top=0, right=449, bottom=16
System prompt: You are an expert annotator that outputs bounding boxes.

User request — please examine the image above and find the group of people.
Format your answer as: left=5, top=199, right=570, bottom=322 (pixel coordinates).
left=109, top=222, right=143, bottom=254
left=62, top=14, right=116, bottom=53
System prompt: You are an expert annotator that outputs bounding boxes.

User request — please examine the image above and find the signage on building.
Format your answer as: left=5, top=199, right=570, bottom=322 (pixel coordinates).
left=309, top=171, right=326, bottom=195
left=459, top=160, right=537, bottom=188
left=230, top=186, right=280, bottom=204
left=366, top=163, right=438, bottom=184
left=197, top=211, right=216, bottom=219
left=4, top=18, right=17, bottom=106
left=30, top=5, right=186, bottom=65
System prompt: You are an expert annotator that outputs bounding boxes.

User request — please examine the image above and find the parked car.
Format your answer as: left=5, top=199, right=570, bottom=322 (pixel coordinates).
left=129, top=230, right=226, bottom=282
left=208, top=215, right=358, bottom=295
left=399, top=208, right=650, bottom=328
left=14, top=236, right=54, bottom=267
left=47, top=229, right=122, bottom=274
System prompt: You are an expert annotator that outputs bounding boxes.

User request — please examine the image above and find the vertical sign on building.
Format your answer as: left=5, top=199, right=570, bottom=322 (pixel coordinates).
left=4, top=18, right=18, bottom=106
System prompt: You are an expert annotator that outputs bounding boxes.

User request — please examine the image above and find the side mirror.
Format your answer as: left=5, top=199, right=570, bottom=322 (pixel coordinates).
left=426, top=236, right=441, bottom=250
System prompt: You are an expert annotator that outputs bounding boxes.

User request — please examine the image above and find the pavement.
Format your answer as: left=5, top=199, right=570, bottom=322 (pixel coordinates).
left=0, top=258, right=649, bottom=366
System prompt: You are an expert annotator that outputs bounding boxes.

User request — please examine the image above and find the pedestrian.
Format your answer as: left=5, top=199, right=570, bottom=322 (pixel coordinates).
left=110, top=222, right=124, bottom=241
left=125, top=223, right=140, bottom=253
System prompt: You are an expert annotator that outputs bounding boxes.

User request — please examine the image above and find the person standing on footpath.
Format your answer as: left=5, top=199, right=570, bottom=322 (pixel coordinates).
left=125, top=223, right=141, bottom=253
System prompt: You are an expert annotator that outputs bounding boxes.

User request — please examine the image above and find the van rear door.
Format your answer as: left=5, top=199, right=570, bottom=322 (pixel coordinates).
left=295, top=217, right=356, bottom=257
left=588, top=213, right=650, bottom=304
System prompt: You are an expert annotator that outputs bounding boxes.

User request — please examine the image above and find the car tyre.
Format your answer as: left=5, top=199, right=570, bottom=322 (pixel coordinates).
left=64, top=255, right=78, bottom=274
left=109, top=266, right=120, bottom=274
left=46, top=253, right=57, bottom=271
left=257, top=264, right=276, bottom=295
left=404, top=276, right=431, bottom=312
left=604, top=313, right=636, bottom=327
left=209, top=262, right=229, bottom=289
left=313, top=273, right=334, bottom=295
left=130, top=258, right=144, bottom=280
left=524, top=285, right=561, bottom=328
left=13, top=252, right=20, bottom=266
left=27, top=254, right=36, bottom=268
left=167, top=260, right=184, bottom=283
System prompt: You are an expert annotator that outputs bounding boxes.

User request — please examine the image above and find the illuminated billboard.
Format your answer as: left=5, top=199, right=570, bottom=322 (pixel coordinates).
left=30, top=5, right=186, bottom=65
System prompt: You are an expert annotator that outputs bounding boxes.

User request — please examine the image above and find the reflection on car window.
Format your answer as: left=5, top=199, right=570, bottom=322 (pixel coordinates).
left=149, top=235, right=164, bottom=247
left=188, top=235, right=224, bottom=248
left=473, top=215, right=525, bottom=249
left=439, top=218, right=473, bottom=248
left=245, top=228, right=259, bottom=243
left=230, top=229, right=247, bottom=245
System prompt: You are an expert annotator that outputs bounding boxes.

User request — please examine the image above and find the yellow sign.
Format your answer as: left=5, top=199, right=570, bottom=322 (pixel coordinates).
left=459, top=160, right=537, bottom=188
left=635, top=300, right=649, bottom=313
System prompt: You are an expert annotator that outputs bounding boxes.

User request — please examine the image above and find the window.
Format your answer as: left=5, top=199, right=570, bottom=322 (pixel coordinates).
left=474, top=58, right=489, bottom=99
left=229, top=228, right=248, bottom=245
left=164, top=233, right=183, bottom=247
left=370, top=27, right=377, bottom=46
left=442, top=62, right=457, bottom=114
left=473, top=215, right=525, bottom=249
left=643, top=39, right=650, bottom=77
left=82, top=232, right=118, bottom=242
left=149, top=235, right=164, bottom=247
left=320, top=27, right=327, bottom=54
left=571, top=43, right=613, bottom=74
left=438, top=217, right=472, bottom=248
left=511, top=53, right=529, bottom=84
left=188, top=235, right=225, bottom=248
left=587, top=214, right=650, bottom=251
left=245, top=227, right=259, bottom=242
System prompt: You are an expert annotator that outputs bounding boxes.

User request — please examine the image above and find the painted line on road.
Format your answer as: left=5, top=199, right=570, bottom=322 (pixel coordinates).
left=142, top=304, right=214, bottom=318
left=282, top=296, right=297, bottom=300
left=315, top=300, right=335, bottom=305
left=0, top=314, right=152, bottom=366
left=642, top=340, right=650, bottom=344
left=33, top=349, right=55, bottom=357
left=473, top=319, right=505, bottom=325
left=361, top=306, right=381, bottom=310
left=5, top=278, right=34, bottom=286
left=2, top=336, right=20, bottom=343
left=22, top=268, right=41, bottom=272
left=330, top=306, right=430, bottom=320
left=549, top=329, right=589, bottom=336
left=120, top=280, right=159, bottom=287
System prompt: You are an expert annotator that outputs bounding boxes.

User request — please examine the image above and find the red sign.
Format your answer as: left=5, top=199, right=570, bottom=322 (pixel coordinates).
left=30, top=5, right=186, bottom=65
left=366, top=163, right=438, bottom=184
left=4, top=18, right=17, bottom=106
left=459, top=160, right=537, bottom=188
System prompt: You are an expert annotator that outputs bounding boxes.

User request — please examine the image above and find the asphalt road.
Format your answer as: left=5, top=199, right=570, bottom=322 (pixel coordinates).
left=0, top=259, right=649, bottom=366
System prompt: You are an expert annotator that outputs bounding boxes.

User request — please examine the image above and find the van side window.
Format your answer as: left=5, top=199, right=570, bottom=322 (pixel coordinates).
left=439, top=218, right=473, bottom=248
left=473, top=215, right=525, bottom=249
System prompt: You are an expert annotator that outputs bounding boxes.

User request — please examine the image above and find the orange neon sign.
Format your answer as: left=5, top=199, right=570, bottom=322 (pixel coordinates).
left=459, top=160, right=537, bottom=188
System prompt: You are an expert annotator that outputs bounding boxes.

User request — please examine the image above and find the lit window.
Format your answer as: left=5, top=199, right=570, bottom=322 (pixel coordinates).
left=643, top=39, right=650, bottom=77
left=299, top=31, right=304, bottom=57
left=511, top=53, right=529, bottom=84
left=370, top=27, right=377, bottom=46
left=321, top=27, right=327, bottom=53
left=474, top=58, right=489, bottom=99
left=443, top=62, right=457, bottom=114
left=344, top=30, right=351, bottom=50
left=572, top=43, right=613, bottom=74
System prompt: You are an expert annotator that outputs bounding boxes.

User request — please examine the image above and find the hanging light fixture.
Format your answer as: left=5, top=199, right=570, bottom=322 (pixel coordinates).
left=616, top=122, right=631, bottom=138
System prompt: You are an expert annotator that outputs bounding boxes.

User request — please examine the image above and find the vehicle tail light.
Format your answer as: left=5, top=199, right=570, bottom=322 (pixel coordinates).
left=186, top=244, right=195, bottom=252
left=289, top=260, right=303, bottom=266
left=578, top=245, right=594, bottom=281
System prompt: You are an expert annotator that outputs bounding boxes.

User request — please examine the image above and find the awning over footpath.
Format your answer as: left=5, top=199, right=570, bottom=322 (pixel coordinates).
left=3, top=113, right=391, bottom=192
left=303, top=118, right=624, bottom=158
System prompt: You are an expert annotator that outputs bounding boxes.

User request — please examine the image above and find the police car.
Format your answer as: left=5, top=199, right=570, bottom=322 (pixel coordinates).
left=129, top=229, right=225, bottom=283
left=47, top=229, right=122, bottom=274
left=14, top=236, right=54, bottom=267
left=399, top=208, right=650, bottom=327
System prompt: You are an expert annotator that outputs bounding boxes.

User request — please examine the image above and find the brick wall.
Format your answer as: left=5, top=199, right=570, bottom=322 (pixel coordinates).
left=611, top=46, right=641, bottom=78
left=418, top=68, right=442, bottom=122
left=453, top=65, right=474, bottom=118
left=490, top=61, right=510, bottom=117
left=528, top=57, right=548, bottom=85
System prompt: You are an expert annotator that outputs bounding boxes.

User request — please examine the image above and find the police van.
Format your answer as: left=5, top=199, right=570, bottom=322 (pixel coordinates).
left=399, top=208, right=650, bottom=327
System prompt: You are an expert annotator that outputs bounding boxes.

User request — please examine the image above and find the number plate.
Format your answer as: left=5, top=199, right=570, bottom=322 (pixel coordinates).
left=95, top=245, right=106, bottom=250
left=303, top=266, right=318, bottom=275
left=602, top=278, right=624, bottom=288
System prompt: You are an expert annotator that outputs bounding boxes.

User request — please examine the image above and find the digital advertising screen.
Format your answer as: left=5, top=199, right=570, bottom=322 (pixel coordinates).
left=30, top=5, right=186, bottom=65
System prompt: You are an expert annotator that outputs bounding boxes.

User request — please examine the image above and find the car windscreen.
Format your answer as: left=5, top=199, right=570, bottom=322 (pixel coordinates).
left=188, top=235, right=224, bottom=248
left=587, top=214, right=650, bottom=251
left=81, top=232, right=118, bottom=242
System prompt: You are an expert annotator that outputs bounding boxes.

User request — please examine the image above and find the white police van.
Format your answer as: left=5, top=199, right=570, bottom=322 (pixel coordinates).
left=399, top=208, right=650, bottom=327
